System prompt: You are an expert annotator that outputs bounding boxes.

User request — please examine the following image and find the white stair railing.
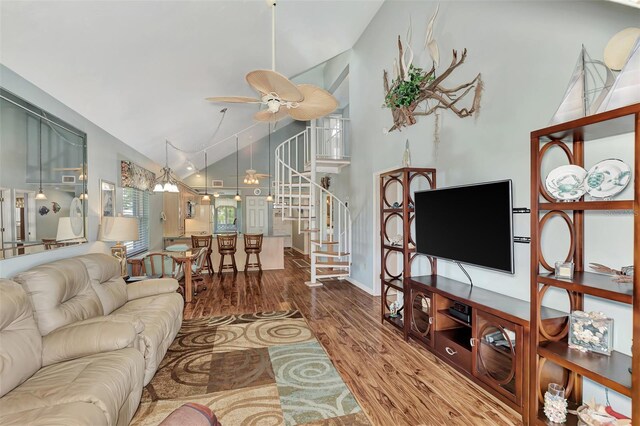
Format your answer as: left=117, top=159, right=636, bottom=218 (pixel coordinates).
left=274, top=126, right=351, bottom=285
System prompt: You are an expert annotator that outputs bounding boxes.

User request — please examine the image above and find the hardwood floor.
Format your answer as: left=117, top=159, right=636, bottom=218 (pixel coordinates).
left=184, top=251, right=523, bottom=426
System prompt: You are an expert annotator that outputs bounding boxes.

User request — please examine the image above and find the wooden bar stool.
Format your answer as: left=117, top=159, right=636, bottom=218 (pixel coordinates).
left=217, top=233, right=238, bottom=274
left=191, top=235, right=214, bottom=275
left=244, top=233, right=263, bottom=272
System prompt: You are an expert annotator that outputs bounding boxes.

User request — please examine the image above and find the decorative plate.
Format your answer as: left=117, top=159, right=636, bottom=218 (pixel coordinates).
left=69, top=197, right=83, bottom=236
left=254, top=188, right=261, bottom=196
left=545, top=165, right=588, bottom=201
left=584, top=159, right=631, bottom=199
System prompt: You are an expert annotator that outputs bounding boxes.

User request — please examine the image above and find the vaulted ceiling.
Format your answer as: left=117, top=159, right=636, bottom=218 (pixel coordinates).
left=0, top=0, right=382, bottom=174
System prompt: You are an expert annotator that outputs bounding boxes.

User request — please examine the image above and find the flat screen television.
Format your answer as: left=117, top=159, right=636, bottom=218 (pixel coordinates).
left=414, top=180, right=514, bottom=274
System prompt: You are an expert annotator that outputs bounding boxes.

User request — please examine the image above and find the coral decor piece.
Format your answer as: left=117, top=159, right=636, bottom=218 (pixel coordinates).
left=382, top=7, right=483, bottom=133
left=589, top=263, right=633, bottom=283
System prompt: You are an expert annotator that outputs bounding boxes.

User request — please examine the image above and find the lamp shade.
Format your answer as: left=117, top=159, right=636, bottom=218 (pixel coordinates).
left=56, top=217, right=82, bottom=241
left=101, top=216, right=139, bottom=242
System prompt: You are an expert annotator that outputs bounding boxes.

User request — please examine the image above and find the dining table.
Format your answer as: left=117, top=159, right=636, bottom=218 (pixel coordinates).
left=128, top=249, right=200, bottom=303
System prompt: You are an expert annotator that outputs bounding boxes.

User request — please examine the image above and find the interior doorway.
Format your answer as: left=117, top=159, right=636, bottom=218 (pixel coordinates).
left=245, top=196, right=268, bottom=234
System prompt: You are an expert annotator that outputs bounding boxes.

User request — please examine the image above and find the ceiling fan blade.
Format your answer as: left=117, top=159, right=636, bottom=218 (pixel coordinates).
left=206, top=96, right=262, bottom=103
left=254, top=108, right=290, bottom=122
left=288, top=84, right=338, bottom=121
left=246, top=70, right=303, bottom=102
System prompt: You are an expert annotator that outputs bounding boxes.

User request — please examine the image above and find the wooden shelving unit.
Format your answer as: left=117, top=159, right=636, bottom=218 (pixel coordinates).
left=529, top=103, right=640, bottom=424
left=379, top=167, right=436, bottom=337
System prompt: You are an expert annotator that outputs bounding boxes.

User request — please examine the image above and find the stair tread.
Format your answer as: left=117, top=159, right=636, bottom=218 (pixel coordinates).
left=316, top=270, right=350, bottom=277
left=313, top=250, right=350, bottom=257
left=311, top=240, right=339, bottom=245
left=316, top=261, right=350, bottom=267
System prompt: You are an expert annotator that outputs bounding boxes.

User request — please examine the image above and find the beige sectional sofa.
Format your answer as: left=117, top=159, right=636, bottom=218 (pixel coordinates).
left=0, top=253, right=184, bottom=425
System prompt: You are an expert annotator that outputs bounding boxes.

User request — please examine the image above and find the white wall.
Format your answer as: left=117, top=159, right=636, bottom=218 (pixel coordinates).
left=0, top=65, right=164, bottom=277
left=347, top=0, right=639, bottom=413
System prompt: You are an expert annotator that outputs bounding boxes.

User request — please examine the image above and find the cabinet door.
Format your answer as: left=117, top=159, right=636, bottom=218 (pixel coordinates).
left=472, top=310, right=523, bottom=405
left=410, top=289, right=434, bottom=346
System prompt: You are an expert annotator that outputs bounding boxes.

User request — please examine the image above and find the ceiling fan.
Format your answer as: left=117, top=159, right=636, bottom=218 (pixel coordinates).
left=206, top=0, right=338, bottom=122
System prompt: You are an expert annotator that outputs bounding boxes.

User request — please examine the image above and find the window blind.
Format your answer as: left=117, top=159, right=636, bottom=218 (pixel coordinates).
left=122, top=187, right=149, bottom=256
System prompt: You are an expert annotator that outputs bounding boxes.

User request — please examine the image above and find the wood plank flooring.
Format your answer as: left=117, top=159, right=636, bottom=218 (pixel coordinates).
left=184, top=251, right=523, bottom=426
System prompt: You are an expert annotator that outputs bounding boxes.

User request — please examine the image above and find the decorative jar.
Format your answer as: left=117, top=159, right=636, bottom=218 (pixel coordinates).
left=544, top=383, right=567, bottom=424
left=555, top=261, right=575, bottom=279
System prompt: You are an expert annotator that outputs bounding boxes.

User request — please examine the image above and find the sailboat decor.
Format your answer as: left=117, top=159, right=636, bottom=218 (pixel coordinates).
left=549, top=46, right=615, bottom=125
left=597, top=37, right=640, bottom=113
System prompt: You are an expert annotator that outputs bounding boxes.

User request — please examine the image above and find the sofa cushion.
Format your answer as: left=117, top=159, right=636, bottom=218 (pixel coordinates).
left=0, top=279, right=42, bottom=398
left=0, top=348, right=144, bottom=426
left=112, top=293, right=183, bottom=385
left=0, top=402, right=108, bottom=426
left=13, top=258, right=103, bottom=335
left=77, top=253, right=128, bottom=314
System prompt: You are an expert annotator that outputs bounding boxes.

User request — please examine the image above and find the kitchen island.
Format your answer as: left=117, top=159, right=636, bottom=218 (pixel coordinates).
left=163, top=233, right=285, bottom=271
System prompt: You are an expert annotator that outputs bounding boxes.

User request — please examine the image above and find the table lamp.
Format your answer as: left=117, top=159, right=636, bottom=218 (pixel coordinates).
left=101, top=216, right=139, bottom=276
left=56, top=217, right=84, bottom=243
left=56, top=218, right=76, bottom=241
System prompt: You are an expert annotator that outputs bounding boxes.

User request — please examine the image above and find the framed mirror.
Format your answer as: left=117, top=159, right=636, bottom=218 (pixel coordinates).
left=0, top=88, right=88, bottom=259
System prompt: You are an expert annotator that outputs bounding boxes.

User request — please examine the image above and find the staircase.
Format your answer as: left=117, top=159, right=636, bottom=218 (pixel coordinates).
left=274, top=117, right=351, bottom=286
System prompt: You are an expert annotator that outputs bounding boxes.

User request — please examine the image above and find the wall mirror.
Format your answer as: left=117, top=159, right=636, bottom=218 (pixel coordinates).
left=0, top=88, right=87, bottom=259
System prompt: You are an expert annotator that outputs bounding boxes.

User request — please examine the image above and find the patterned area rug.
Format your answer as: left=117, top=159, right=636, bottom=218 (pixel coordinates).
left=131, top=310, right=369, bottom=426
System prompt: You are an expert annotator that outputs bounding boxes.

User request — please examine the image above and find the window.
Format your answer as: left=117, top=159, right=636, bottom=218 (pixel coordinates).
left=215, top=205, right=237, bottom=233
left=122, top=187, right=149, bottom=255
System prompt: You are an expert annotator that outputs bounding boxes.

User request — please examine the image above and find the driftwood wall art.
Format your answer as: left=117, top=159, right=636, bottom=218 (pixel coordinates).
left=383, top=7, right=484, bottom=133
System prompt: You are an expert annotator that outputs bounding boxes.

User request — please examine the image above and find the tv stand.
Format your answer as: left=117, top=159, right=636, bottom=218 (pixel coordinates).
left=406, top=274, right=566, bottom=424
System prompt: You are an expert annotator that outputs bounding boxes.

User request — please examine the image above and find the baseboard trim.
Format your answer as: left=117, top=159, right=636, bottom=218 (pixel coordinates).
left=345, top=277, right=378, bottom=296
left=291, top=246, right=307, bottom=255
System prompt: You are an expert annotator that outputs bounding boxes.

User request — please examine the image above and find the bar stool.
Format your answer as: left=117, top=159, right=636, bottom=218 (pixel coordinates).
left=244, top=234, right=264, bottom=272
left=217, top=233, right=238, bottom=274
left=191, top=235, right=214, bottom=275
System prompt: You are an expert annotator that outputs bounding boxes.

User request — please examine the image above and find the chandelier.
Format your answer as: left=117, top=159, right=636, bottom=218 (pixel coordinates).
left=153, top=141, right=180, bottom=193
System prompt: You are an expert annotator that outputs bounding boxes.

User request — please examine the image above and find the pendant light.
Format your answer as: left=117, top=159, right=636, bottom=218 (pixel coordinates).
left=201, top=150, right=211, bottom=202
left=35, top=119, right=47, bottom=200
left=234, top=135, right=241, bottom=201
left=266, top=122, right=273, bottom=202
left=153, top=141, right=180, bottom=193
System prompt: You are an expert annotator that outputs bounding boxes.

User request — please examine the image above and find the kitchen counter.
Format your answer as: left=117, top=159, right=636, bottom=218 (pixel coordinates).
left=163, top=234, right=284, bottom=271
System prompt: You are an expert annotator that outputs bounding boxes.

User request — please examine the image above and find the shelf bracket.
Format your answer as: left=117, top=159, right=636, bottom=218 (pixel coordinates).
left=514, top=236, right=531, bottom=244
left=513, top=207, right=531, bottom=214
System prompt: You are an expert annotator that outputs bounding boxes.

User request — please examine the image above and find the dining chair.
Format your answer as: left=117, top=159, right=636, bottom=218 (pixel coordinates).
left=141, top=253, right=180, bottom=279
left=188, top=247, right=208, bottom=295
left=42, top=238, right=60, bottom=250
left=191, top=235, right=214, bottom=275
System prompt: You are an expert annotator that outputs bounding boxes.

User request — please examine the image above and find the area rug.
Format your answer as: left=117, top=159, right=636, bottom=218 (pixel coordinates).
left=131, top=310, right=369, bottom=426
